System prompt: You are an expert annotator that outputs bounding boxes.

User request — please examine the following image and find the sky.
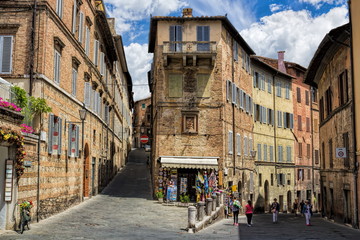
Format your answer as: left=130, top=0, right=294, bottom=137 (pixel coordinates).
left=104, top=0, right=349, bottom=102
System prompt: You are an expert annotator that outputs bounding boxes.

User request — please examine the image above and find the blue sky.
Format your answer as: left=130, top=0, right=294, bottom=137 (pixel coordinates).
left=104, top=0, right=349, bottom=101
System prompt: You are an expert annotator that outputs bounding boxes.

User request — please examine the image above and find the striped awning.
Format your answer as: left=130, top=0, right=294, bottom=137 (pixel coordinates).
left=159, top=156, right=218, bottom=170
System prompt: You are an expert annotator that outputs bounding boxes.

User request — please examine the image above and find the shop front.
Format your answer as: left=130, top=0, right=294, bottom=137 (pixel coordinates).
left=157, top=156, right=219, bottom=202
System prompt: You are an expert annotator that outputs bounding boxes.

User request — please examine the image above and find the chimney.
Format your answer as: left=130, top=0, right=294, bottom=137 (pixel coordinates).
left=182, top=8, right=193, bottom=18
left=277, top=51, right=287, bottom=73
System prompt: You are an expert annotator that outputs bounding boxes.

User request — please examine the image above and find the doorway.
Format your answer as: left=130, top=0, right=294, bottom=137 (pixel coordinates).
left=264, top=180, right=269, bottom=212
left=279, top=195, right=284, bottom=212
left=344, top=190, right=351, bottom=224
left=83, top=143, right=90, bottom=198
left=287, top=191, right=292, bottom=213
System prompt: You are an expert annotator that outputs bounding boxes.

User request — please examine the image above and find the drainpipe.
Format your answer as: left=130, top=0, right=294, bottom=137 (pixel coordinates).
left=36, top=116, right=41, bottom=222
left=231, top=41, right=236, bottom=177
left=29, top=0, right=37, bottom=96
left=310, top=87, right=315, bottom=207
left=348, top=0, right=359, bottom=228
left=272, top=73, right=278, bottom=180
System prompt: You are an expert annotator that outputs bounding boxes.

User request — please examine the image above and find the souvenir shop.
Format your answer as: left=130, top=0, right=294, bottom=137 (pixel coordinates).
left=157, top=156, right=219, bottom=202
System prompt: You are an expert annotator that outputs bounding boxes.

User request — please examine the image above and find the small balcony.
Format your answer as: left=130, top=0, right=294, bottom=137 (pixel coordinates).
left=162, top=41, right=217, bottom=66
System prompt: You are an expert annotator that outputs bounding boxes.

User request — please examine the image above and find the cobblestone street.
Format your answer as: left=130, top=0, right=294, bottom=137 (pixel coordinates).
left=0, top=149, right=359, bottom=240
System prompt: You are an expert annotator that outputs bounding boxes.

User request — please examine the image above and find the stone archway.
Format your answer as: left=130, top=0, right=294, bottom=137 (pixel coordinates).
left=264, top=180, right=269, bottom=212
left=83, top=143, right=90, bottom=198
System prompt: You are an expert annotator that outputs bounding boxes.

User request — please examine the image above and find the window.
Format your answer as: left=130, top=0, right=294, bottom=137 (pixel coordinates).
left=253, top=72, right=259, bottom=88
left=343, top=132, right=350, bottom=168
left=236, top=133, right=241, bottom=156
left=271, top=173, right=274, bottom=186
left=233, top=39, right=238, bottom=61
left=71, top=68, right=77, bottom=96
left=283, top=112, right=292, bottom=129
left=0, top=36, right=13, bottom=74
left=169, top=74, right=183, bottom=97
left=270, top=146, right=274, bottom=162
left=84, top=82, right=91, bottom=107
left=305, top=90, right=310, bottom=105
left=239, top=89, right=244, bottom=109
left=78, top=11, right=84, bottom=43
left=298, top=169, right=304, bottom=181
left=197, top=74, right=211, bottom=97
left=315, top=149, right=319, bottom=164
left=286, top=146, right=292, bottom=162
left=257, top=144, right=262, bottom=161
left=278, top=173, right=285, bottom=185
left=197, top=26, right=210, bottom=51
left=170, top=25, right=182, bottom=52
left=329, top=139, right=333, bottom=168
left=104, top=104, right=109, bottom=124
left=226, top=80, right=232, bottom=102
left=297, top=87, right=301, bottom=103
left=276, top=81, right=282, bottom=97
left=339, top=70, right=349, bottom=105
left=249, top=137, right=253, bottom=156
left=325, top=87, right=332, bottom=116
left=228, top=131, right=233, bottom=155
left=278, top=145, right=283, bottom=162
left=312, top=88, right=317, bottom=102
left=72, top=0, right=78, bottom=33
left=93, top=40, right=99, bottom=65
left=56, top=0, right=63, bottom=18
left=259, top=174, right=262, bottom=187
left=264, top=144, right=268, bottom=161
left=244, top=136, right=248, bottom=156
left=267, top=77, right=272, bottom=93
left=54, top=50, right=61, bottom=83
left=298, top=142, right=302, bottom=157
left=298, top=115, right=302, bottom=131
left=68, top=124, right=79, bottom=158
left=48, top=114, right=63, bottom=155
left=85, top=26, right=90, bottom=55
left=307, top=169, right=311, bottom=180
left=306, top=117, right=310, bottom=132
left=320, top=97, right=324, bottom=121
left=277, top=111, right=282, bottom=128
left=142, top=103, right=146, bottom=109
left=322, top=142, right=325, bottom=169
left=285, top=84, right=290, bottom=99
left=100, top=52, right=105, bottom=75
left=307, top=144, right=310, bottom=158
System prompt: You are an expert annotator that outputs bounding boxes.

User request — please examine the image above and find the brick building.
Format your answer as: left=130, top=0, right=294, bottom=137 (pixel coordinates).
left=148, top=8, right=255, bottom=202
left=251, top=55, right=295, bottom=213
left=132, top=97, right=151, bottom=148
left=305, top=23, right=355, bottom=226
left=0, top=0, right=133, bottom=230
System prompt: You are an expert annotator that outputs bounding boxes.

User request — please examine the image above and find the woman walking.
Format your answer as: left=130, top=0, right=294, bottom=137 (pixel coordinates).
left=304, top=200, right=313, bottom=226
left=231, top=197, right=241, bottom=226
left=245, top=200, right=254, bottom=227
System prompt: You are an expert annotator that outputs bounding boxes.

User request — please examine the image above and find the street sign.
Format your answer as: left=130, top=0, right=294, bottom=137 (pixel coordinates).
left=336, top=148, right=347, bottom=158
left=140, top=135, right=149, bottom=143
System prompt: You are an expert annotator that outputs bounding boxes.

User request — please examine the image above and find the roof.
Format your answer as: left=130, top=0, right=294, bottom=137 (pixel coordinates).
left=255, top=56, right=307, bottom=73
left=251, top=56, right=294, bottom=79
left=304, top=23, right=350, bottom=87
left=148, top=15, right=255, bottom=55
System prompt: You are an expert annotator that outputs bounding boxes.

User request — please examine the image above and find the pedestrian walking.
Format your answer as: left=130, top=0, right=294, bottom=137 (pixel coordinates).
left=270, top=198, right=280, bottom=223
left=293, top=199, right=299, bottom=216
left=304, top=200, right=313, bottom=226
left=300, top=200, right=305, bottom=216
left=245, top=200, right=254, bottom=227
left=231, top=197, right=241, bottom=226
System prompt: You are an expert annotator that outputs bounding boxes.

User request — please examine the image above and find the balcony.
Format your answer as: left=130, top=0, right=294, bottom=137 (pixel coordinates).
left=162, top=41, right=217, bottom=66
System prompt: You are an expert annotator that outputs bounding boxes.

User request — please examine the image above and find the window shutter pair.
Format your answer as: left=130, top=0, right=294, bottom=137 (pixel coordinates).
left=48, top=114, right=63, bottom=155
left=0, top=36, right=13, bottom=73
left=67, top=124, right=80, bottom=157
left=170, top=25, right=182, bottom=52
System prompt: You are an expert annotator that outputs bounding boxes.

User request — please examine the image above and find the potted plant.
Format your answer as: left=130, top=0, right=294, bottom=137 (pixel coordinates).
left=155, top=191, right=164, bottom=203
left=180, top=193, right=190, bottom=206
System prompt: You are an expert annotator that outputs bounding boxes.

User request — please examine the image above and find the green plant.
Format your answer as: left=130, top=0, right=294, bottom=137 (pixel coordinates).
left=11, top=86, right=28, bottom=109
left=155, top=191, right=164, bottom=199
left=180, top=194, right=190, bottom=203
left=29, top=96, right=52, bottom=115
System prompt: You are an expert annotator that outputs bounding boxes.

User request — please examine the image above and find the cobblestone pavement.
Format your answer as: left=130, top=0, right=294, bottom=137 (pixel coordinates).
left=1, top=149, right=359, bottom=239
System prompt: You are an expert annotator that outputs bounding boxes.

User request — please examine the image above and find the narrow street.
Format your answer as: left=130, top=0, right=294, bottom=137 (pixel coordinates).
left=1, top=149, right=359, bottom=239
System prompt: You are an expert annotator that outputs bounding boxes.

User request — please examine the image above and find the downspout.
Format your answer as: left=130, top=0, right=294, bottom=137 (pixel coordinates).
left=310, top=87, right=315, bottom=206
left=36, top=116, right=41, bottom=222
left=272, top=73, right=278, bottom=180
left=232, top=41, right=236, bottom=177
left=348, top=0, right=359, bottom=228
left=29, top=0, right=37, bottom=96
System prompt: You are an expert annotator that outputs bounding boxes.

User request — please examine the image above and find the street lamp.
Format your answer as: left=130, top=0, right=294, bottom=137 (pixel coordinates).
left=79, top=108, right=87, bottom=157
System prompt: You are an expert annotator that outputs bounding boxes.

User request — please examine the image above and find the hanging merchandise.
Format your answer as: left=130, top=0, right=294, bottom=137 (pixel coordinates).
left=198, top=171, right=204, bottom=184
left=167, top=180, right=177, bottom=201
left=180, top=177, right=187, bottom=194
left=204, top=171, right=209, bottom=195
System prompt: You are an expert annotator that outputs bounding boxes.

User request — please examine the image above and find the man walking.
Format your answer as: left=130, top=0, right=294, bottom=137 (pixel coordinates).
left=271, top=198, right=280, bottom=223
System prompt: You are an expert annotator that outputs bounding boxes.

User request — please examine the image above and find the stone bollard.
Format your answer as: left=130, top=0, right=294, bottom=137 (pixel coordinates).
left=188, top=206, right=196, bottom=228
left=198, top=201, right=205, bottom=221
left=216, top=192, right=220, bottom=207
left=206, top=198, right=213, bottom=216
left=211, top=194, right=217, bottom=211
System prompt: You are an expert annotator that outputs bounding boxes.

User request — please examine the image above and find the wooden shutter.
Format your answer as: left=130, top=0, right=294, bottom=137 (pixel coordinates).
left=75, top=125, right=79, bottom=157
left=85, top=26, right=90, bottom=55
left=78, top=11, right=84, bottom=43
left=0, top=36, right=13, bottom=73
left=72, top=68, right=77, bottom=96
left=287, top=146, right=291, bottom=162
left=290, top=113, right=294, bottom=129
left=68, top=124, right=72, bottom=157
left=94, top=40, right=99, bottom=65
left=100, top=52, right=105, bottom=75
left=257, top=144, right=261, bottom=161
left=54, top=50, right=61, bottom=83
left=58, top=117, right=63, bottom=154
left=268, top=77, right=272, bottom=93
left=57, top=0, right=63, bottom=17
left=48, top=114, right=54, bottom=153
left=228, top=131, right=233, bottom=154
left=283, top=112, right=287, bottom=128
left=270, top=146, right=273, bottom=161
left=264, top=144, right=267, bottom=161
left=197, top=74, right=210, bottom=97
left=297, top=87, right=301, bottom=103
left=84, top=82, right=90, bottom=107
left=72, top=0, right=77, bottom=33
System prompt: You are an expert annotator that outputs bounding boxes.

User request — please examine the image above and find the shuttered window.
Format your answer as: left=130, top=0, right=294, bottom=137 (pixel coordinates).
left=285, top=83, right=290, bottom=99
left=56, top=0, right=63, bottom=18
left=278, top=145, right=283, bottom=162
left=297, top=87, right=301, bottom=103
left=277, top=111, right=282, bottom=128
left=78, top=11, right=84, bottom=43
left=68, top=124, right=79, bottom=158
left=244, top=136, right=248, bottom=156
left=170, top=25, right=182, bottom=52
left=100, top=52, right=105, bottom=75
left=257, top=144, right=262, bottom=161
left=84, top=82, right=91, bottom=107
left=71, top=68, right=77, bottom=96
left=197, top=26, right=210, bottom=51
left=48, top=114, right=63, bottom=155
left=233, top=39, right=238, bottom=61
left=72, top=0, right=77, bottom=33
left=298, top=115, right=302, bottom=131
left=264, top=144, right=268, bottom=161
left=286, top=146, right=292, bottom=162
left=232, top=83, right=237, bottom=105
left=236, top=133, right=241, bottom=156
left=54, top=50, right=61, bottom=83
left=270, top=146, right=274, bottom=162
left=93, top=40, right=99, bottom=65
left=267, top=77, right=272, bottom=93
left=85, top=26, right=90, bottom=55
left=0, top=36, right=13, bottom=74
left=228, top=131, right=233, bottom=155
left=276, top=81, right=282, bottom=97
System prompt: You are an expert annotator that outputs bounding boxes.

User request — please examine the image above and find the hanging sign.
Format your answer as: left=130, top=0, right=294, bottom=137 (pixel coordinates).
left=5, top=160, right=14, bottom=202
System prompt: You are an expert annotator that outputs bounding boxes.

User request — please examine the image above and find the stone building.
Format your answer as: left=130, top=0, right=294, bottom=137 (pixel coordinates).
left=256, top=53, right=321, bottom=211
left=305, top=23, right=355, bottom=226
left=148, top=8, right=255, bottom=202
left=251, top=55, right=295, bottom=213
left=132, top=97, right=151, bottom=148
left=349, top=0, right=360, bottom=229
left=0, top=0, right=133, bottom=230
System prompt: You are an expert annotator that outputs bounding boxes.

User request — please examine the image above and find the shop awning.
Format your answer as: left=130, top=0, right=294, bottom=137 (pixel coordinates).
left=159, top=156, right=218, bottom=170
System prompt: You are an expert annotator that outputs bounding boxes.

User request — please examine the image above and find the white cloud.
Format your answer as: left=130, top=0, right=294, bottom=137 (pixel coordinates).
left=240, top=6, right=349, bottom=67
left=105, top=0, right=187, bottom=36
left=299, top=0, right=347, bottom=9
left=124, top=43, right=153, bottom=101
left=269, top=3, right=283, bottom=13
